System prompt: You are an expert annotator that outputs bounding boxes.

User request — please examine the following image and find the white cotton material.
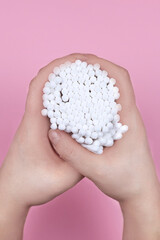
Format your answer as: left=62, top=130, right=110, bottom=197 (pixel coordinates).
left=41, top=60, right=128, bottom=154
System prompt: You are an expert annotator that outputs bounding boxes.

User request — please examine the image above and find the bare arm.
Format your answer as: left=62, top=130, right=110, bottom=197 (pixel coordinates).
left=48, top=53, right=160, bottom=240
left=0, top=53, right=85, bottom=239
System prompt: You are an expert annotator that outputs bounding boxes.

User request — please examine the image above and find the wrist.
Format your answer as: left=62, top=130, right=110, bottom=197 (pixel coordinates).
left=0, top=198, right=29, bottom=240
left=120, top=181, right=160, bottom=240
left=0, top=172, right=29, bottom=240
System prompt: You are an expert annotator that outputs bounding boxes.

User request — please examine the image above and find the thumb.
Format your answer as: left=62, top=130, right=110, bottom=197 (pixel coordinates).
left=48, top=129, right=97, bottom=177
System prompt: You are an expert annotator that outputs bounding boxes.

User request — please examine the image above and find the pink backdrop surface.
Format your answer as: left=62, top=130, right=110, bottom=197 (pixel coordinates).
left=0, top=0, right=160, bottom=239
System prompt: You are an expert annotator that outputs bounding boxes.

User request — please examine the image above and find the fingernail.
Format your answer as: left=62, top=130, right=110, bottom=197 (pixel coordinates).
left=50, top=131, right=60, bottom=146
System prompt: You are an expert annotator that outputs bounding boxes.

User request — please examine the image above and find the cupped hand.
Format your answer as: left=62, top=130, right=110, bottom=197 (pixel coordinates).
left=48, top=54, right=160, bottom=203
left=0, top=54, right=88, bottom=209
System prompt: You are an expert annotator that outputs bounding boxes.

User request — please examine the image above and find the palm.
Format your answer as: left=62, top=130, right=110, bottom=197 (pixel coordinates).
left=1, top=58, right=82, bottom=207
left=90, top=87, right=152, bottom=201
left=19, top=92, right=82, bottom=206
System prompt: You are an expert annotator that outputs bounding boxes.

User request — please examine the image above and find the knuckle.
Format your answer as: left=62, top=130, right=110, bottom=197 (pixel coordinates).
left=85, top=53, right=97, bottom=58
left=26, top=77, right=37, bottom=111
left=28, top=77, right=36, bottom=90
left=37, top=67, right=45, bottom=76
left=119, top=67, right=130, bottom=79
left=28, top=76, right=37, bottom=91
left=69, top=53, right=88, bottom=61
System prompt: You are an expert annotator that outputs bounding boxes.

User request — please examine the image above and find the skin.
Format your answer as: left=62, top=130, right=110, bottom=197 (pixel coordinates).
left=0, top=53, right=160, bottom=239
left=48, top=54, right=160, bottom=239
left=0, top=54, right=86, bottom=240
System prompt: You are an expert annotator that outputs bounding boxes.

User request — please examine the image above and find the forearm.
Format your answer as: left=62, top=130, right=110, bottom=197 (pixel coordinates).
left=120, top=183, right=160, bottom=240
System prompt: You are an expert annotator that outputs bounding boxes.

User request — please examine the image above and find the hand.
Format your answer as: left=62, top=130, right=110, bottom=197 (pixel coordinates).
left=0, top=54, right=87, bottom=240
left=49, top=54, right=160, bottom=239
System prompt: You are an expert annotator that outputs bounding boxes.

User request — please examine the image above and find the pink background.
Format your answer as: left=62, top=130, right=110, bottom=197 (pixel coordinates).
left=0, top=0, right=160, bottom=239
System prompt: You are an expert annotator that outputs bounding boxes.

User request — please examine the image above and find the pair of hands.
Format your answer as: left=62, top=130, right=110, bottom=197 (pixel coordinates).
left=0, top=53, right=160, bottom=240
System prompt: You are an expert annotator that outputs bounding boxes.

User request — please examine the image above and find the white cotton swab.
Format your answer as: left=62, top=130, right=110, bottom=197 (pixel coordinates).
left=41, top=60, right=128, bottom=154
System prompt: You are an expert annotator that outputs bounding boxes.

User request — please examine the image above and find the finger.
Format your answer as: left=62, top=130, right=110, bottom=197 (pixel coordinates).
left=48, top=129, right=98, bottom=177
left=25, top=53, right=88, bottom=115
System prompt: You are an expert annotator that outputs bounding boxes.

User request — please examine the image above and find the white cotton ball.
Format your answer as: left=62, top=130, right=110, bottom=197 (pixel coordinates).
left=41, top=109, right=48, bottom=116
left=65, top=61, right=72, bottom=67
left=113, top=114, right=120, bottom=123
left=116, top=104, right=122, bottom=111
left=83, top=124, right=88, bottom=131
left=110, top=78, right=116, bottom=85
left=54, top=90, right=60, bottom=98
left=82, top=144, right=99, bottom=153
left=72, top=126, right=78, bottom=133
left=97, top=75, right=103, bottom=82
left=71, top=62, right=77, bottom=70
left=43, top=87, right=50, bottom=94
left=43, top=100, right=50, bottom=108
left=108, top=114, right=114, bottom=121
left=66, top=125, right=72, bottom=133
left=81, top=61, right=87, bottom=68
left=91, top=132, right=98, bottom=139
left=50, top=118, right=57, bottom=123
left=102, top=70, right=108, bottom=77
left=111, top=107, right=118, bottom=115
left=48, top=110, right=54, bottom=118
left=115, top=122, right=122, bottom=129
left=85, top=130, right=92, bottom=137
left=93, top=63, right=100, bottom=70
left=79, top=129, right=86, bottom=136
left=42, top=94, right=48, bottom=101
left=87, top=64, right=94, bottom=71
left=45, top=82, right=51, bottom=88
left=48, top=73, right=56, bottom=82
left=104, top=76, right=110, bottom=84
left=113, top=132, right=123, bottom=140
left=107, top=122, right=113, bottom=129
left=59, top=64, right=66, bottom=71
left=51, top=123, right=57, bottom=130
left=99, top=137, right=106, bottom=145
left=57, top=118, right=63, bottom=125
left=85, top=137, right=93, bottom=144
left=88, top=124, right=94, bottom=132
left=59, top=71, right=66, bottom=78
left=65, top=67, right=71, bottom=74
left=75, top=60, right=82, bottom=66
left=120, top=125, right=128, bottom=133
left=50, top=81, right=56, bottom=88
left=114, top=92, right=120, bottom=100
left=53, top=67, right=60, bottom=75
left=72, top=133, right=80, bottom=139
left=104, top=138, right=114, bottom=147
left=110, top=129, right=116, bottom=136
left=90, top=76, right=96, bottom=83
left=93, top=140, right=101, bottom=147
left=94, top=125, right=101, bottom=132
left=76, top=137, right=85, bottom=143
left=103, top=133, right=112, bottom=140
left=102, top=125, right=108, bottom=133
left=62, top=95, right=69, bottom=102
left=97, top=146, right=103, bottom=154
left=58, top=124, right=66, bottom=130
left=55, top=77, right=62, bottom=84
left=54, top=110, right=61, bottom=118
left=56, top=85, right=62, bottom=92
left=48, top=94, right=54, bottom=101
left=98, top=131, right=103, bottom=137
